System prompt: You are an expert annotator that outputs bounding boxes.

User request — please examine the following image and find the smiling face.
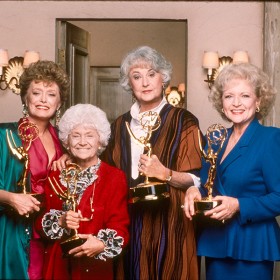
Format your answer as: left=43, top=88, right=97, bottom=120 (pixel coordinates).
left=129, top=66, right=164, bottom=112
left=68, top=124, right=100, bottom=168
left=25, top=81, right=61, bottom=122
left=222, top=78, right=260, bottom=130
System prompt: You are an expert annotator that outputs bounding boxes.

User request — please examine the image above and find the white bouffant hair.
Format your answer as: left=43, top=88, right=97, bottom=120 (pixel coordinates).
left=58, top=104, right=111, bottom=154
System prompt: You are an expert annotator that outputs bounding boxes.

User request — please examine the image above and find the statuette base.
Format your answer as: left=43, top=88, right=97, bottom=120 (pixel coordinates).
left=129, top=182, right=169, bottom=203
left=61, top=235, right=86, bottom=257
left=194, top=198, right=221, bottom=213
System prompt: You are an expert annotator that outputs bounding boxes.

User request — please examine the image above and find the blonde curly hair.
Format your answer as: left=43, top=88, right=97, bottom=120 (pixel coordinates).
left=209, top=63, right=276, bottom=121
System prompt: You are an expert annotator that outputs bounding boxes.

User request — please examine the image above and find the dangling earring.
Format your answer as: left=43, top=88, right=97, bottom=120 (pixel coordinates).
left=55, top=108, right=61, bottom=126
left=22, top=104, right=29, bottom=118
left=132, top=94, right=136, bottom=103
left=97, top=146, right=102, bottom=155
left=162, top=83, right=166, bottom=97
left=256, top=106, right=260, bottom=113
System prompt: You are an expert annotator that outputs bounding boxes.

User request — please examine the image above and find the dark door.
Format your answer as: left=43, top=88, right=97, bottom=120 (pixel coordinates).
left=56, top=21, right=90, bottom=110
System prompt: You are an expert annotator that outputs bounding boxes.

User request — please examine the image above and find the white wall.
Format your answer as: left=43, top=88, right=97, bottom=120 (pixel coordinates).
left=0, top=1, right=263, bottom=133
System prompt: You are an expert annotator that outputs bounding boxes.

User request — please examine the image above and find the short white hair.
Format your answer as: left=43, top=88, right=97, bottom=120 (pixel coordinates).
left=58, top=104, right=111, bottom=154
left=120, top=46, right=172, bottom=94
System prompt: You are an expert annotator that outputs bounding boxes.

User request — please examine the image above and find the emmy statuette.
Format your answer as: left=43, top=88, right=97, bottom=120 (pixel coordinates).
left=194, top=124, right=227, bottom=213
left=126, top=111, right=169, bottom=203
left=6, top=119, right=43, bottom=217
left=48, top=163, right=86, bottom=257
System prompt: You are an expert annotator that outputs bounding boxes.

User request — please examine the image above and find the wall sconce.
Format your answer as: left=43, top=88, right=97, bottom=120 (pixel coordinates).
left=0, top=49, right=40, bottom=94
left=165, top=83, right=185, bottom=107
left=202, top=50, right=249, bottom=89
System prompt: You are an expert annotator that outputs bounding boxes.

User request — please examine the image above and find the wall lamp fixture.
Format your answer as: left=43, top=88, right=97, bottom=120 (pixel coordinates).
left=0, top=49, right=40, bottom=94
left=202, top=50, right=249, bottom=89
left=165, top=83, right=185, bottom=108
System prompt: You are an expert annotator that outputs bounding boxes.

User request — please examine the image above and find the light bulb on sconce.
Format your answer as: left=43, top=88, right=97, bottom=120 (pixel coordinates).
left=178, top=83, right=185, bottom=98
left=202, top=50, right=249, bottom=89
left=23, top=50, right=40, bottom=68
left=0, top=49, right=9, bottom=76
left=232, top=51, right=249, bottom=64
left=202, top=51, right=219, bottom=76
left=165, top=83, right=185, bottom=108
left=0, top=49, right=40, bottom=94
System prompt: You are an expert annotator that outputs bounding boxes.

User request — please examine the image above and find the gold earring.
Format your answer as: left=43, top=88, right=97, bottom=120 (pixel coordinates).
left=256, top=106, right=260, bottom=113
left=55, top=108, right=61, bottom=126
left=22, top=104, right=29, bottom=118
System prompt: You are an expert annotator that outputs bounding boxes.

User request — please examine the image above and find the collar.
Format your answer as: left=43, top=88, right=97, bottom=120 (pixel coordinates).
left=130, top=97, right=168, bottom=123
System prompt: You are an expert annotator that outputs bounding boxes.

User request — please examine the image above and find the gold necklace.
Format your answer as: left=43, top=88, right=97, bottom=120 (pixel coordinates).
left=81, top=181, right=96, bottom=221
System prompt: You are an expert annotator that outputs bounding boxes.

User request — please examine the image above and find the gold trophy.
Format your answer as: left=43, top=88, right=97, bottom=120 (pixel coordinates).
left=48, top=163, right=86, bottom=256
left=6, top=119, right=39, bottom=195
left=125, top=111, right=169, bottom=203
left=194, top=124, right=227, bottom=213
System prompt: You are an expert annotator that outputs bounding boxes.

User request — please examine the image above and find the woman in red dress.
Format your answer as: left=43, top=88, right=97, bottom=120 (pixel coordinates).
left=37, top=104, right=129, bottom=280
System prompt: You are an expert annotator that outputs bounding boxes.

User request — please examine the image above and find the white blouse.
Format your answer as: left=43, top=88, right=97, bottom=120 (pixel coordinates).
left=128, top=97, right=200, bottom=187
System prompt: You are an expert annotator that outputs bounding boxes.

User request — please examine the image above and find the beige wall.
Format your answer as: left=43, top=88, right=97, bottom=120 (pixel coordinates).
left=0, top=1, right=263, bottom=133
left=69, top=20, right=187, bottom=87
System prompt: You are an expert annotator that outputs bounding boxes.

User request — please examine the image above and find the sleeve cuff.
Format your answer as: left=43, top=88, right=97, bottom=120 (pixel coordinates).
left=42, top=209, right=70, bottom=239
left=94, top=228, right=124, bottom=261
left=188, top=173, right=201, bottom=188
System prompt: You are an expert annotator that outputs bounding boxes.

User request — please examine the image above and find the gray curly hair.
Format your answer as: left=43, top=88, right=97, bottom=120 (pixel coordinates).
left=58, top=104, right=111, bottom=155
left=119, top=46, right=172, bottom=94
left=209, top=63, right=276, bottom=121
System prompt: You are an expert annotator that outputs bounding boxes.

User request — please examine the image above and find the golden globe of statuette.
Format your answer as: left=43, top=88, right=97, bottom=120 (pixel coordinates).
left=6, top=119, right=39, bottom=195
left=125, top=111, right=169, bottom=203
left=48, top=163, right=86, bottom=257
left=6, top=119, right=41, bottom=218
left=194, top=124, right=227, bottom=213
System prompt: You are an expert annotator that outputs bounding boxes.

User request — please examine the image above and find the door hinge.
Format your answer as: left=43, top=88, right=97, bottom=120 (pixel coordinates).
left=58, top=49, right=66, bottom=68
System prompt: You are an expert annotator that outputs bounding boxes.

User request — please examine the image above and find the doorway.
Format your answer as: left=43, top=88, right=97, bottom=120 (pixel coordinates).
left=56, top=19, right=187, bottom=121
